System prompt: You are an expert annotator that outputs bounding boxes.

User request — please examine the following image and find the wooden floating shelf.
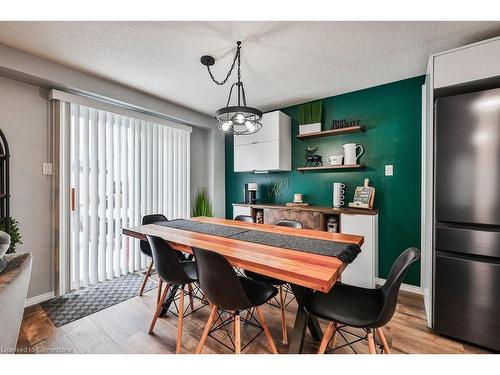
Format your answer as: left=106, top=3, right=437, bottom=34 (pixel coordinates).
left=296, top=126, right=365, bottom=140
left=297, top=164, right=365, bottom=172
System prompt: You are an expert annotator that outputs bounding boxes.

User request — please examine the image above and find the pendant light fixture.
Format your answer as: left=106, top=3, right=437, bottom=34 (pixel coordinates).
left=201, top=41, right=263, bottom=135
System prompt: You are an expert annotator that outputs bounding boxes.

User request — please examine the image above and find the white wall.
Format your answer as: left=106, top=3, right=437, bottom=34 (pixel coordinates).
left=0, top=76, right=52, bottom=298
left=0, top=45, right=226, bottom=299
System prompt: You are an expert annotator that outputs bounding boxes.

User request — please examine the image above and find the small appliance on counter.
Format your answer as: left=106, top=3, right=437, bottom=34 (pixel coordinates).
left=244, top=182, right=258, bottom=204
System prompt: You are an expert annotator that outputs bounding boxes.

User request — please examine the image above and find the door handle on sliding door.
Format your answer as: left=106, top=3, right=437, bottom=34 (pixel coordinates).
left=71, top=188, right=76, bottom=211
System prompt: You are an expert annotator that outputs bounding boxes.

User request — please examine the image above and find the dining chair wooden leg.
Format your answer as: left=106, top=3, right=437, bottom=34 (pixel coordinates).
left=196, top=305, right=217, bottom=354
left=317, top=321, right=335, bottom=354
left=234, top=312, right=241, bottom=354
left=148, top=283, right=170, bottom=334
left=329, top=323, right=338, bottom=349
left=367, top=330, right=377, bottom=354
left=279, top=285, right=288, bottom=345
left=176, top=286, right=185, bottom=354
left=139, top=259, right=154, bottom=296
left=187, top=283, right=195, bottom=311
left=376, top=327, right=391, bottom=354
left=156, top=280, right=163, bottom=305
left=255, top=307, right=278, bottom=354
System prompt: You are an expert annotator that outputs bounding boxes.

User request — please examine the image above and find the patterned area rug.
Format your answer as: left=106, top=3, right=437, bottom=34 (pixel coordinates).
left=41, top=273, right=157, bottom=327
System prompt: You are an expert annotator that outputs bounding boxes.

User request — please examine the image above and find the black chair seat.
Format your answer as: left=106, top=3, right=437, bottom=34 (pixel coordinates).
left=243, top=270, right=286, bottom=286
left=239, top=277, right=278, bottom=308
left=181, top=261, right=198, bottom=283
left=306, top=283, right=384, bottom=328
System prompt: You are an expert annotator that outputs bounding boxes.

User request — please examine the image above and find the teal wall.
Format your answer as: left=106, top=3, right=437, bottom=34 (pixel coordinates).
left=225, top=76, right=424, bottom=286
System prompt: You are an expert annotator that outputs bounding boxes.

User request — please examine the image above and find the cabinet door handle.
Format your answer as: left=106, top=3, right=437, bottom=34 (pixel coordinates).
left=71, top=188, right=76, bottom=211
left=251, top=141, right=258, bottom=144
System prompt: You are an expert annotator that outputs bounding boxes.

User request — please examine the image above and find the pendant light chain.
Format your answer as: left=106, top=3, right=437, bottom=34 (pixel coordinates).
left=206, top=42, right=241, bottom=86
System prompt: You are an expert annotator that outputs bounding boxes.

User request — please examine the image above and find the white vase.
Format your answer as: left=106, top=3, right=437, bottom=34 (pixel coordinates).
left=343, top=143, right=364, bottom=165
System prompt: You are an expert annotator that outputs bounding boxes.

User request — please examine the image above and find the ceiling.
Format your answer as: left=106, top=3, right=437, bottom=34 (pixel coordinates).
left=0, top=21, right=499, bottom=115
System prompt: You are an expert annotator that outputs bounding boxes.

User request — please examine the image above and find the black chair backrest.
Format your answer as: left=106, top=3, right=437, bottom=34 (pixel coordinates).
left=140, top=214, right=168, bottom=257
left=375, top=247, right=420, bottom=327
left=193, top=248, right=252, bottom=311
left=275, top=219, right=303, bottom=229
left=234, top=215, right=254, bottom=223
left=146, top=235, right=195, bottom=285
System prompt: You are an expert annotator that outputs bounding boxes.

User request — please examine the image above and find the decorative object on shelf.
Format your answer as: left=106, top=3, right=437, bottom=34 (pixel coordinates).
left=244, top=182, right=258, bottom=204
left=255, top=210, right=264, bottom=224
left=192, top=188, right=213, bottom=217
left=349, top=178, right=375, bottom=209
left=343, top=143, right=364, bottom=165
left=304, top=147, right=323, bottom=167
left=327, top=216, right=339, bottom=233
left=293, top=193, right=303, bottom=203
left=326, top=155, right=343, bottom=166
left=298, top=100, right=323, bottom=135
left=332, top=119, right=361, bottom=130
left=0, top=217, right=21, bottom=254
left=267, top=177, right=289, bottom=198
left=333, top=183, right=346, bottom=208
left=201, top=41, right=262, bottom=135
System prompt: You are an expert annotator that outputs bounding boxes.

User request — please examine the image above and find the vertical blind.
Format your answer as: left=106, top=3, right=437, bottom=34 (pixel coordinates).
left=60, top=101, right=190, bottom=291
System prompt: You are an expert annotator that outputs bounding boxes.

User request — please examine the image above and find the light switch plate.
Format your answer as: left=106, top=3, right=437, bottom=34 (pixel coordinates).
left=43, top=162, right=53, bottom=175
left=385, top=164, right=393, bottom=176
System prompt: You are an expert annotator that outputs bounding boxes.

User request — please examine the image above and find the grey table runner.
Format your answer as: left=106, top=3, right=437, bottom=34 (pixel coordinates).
left=156, top=219, right=360, bottom=263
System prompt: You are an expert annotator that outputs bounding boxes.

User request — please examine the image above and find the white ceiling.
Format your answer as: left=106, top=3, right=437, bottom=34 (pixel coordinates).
left=0, top=21, right=499, bottom=115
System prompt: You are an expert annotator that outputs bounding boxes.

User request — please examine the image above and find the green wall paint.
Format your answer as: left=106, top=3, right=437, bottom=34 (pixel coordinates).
left=225, top=76, right=424, bottom=286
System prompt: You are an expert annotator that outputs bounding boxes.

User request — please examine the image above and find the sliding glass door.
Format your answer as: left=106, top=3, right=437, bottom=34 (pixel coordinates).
left=57, top=100, right=190, bottom=292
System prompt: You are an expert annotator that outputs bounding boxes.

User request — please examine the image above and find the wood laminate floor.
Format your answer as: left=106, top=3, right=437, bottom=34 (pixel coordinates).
left=17, top=287, right=491, bottom=354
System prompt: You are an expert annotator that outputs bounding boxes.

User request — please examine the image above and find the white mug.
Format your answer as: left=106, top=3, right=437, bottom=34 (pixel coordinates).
left=343, top=143, right=364, bottom=165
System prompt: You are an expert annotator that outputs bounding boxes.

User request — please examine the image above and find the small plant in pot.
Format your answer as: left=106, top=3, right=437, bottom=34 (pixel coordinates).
left=0, top=217, right=22, bottom=254
left=298, top=100, right=323, bottom=135
left=192, top=188, right=213, bottom=217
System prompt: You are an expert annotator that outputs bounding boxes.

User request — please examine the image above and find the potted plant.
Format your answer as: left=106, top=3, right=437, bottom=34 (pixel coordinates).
left=0, top=217, right=22, bottom=254
left=298, top=100, right=323, bottom=135
left=192, top=188, right=213, bottom=217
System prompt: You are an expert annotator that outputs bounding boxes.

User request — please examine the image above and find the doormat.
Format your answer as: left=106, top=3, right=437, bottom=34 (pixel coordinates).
left=41, top=273, right=157, bottom=327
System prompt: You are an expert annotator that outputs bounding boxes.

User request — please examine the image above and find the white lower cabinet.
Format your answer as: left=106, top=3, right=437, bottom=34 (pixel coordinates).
left=233, top=205, right=252, bottom=219
left=340, top=213, right=378, bottom=288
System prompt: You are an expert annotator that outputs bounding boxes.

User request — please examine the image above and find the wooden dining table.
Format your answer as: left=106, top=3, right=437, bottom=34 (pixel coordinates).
left=123, top=216, right=364, bottom=353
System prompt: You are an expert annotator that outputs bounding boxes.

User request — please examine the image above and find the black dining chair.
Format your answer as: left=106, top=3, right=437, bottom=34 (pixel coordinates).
left=306, top=247, right=420, bottom=354
left=138, top=214, right=168, bottom=303
left=234, top=215, right=254, bottom=223
left=146, top=235, right=199, bottom=354
left=242, top=218, right=303, bottom=345
left=193, top=248, right=279, bottom=354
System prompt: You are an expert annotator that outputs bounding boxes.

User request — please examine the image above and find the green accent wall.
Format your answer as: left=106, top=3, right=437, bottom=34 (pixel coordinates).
left=225, top=76, right=424, bottom=286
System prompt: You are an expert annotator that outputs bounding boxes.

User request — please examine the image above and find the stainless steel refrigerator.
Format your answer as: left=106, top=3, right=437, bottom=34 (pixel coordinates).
left=434, top=87, right=500, bottom=351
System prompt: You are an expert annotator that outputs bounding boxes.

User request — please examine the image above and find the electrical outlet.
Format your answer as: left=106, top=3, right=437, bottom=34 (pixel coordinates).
left=43, top=162, right=53, bottom=175
left=385, top=164, right=394, bottom=176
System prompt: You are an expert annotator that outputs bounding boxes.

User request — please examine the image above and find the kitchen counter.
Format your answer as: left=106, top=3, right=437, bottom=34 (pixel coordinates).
left=232, top=202, right=378, bottom=216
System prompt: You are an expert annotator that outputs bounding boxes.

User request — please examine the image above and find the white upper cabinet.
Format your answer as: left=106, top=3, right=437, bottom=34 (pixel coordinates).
left=434, top=38, right=500, bottom=89
left=234, top=110, right=291, bottom=172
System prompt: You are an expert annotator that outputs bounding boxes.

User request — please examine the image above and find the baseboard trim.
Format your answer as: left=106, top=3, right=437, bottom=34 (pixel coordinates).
left=375, top=278, right=422, bottom=295
left=25, top=291, right=55, bottom=307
